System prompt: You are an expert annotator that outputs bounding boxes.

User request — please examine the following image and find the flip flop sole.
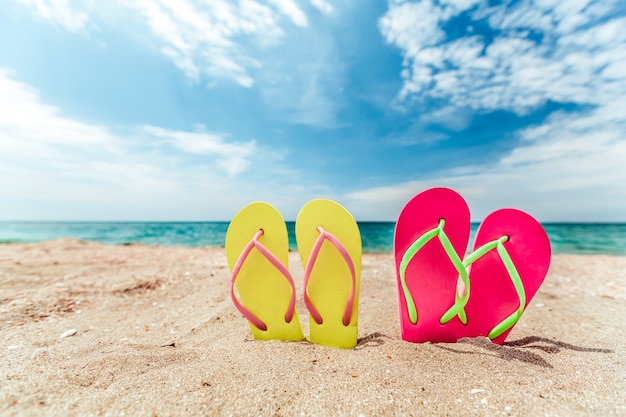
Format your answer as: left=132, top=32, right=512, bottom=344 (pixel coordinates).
left=296, top=199, right=361, bottom=349
left=394, top=188, right=471, bottom=343
left=225, top=202, right=304, bottom=341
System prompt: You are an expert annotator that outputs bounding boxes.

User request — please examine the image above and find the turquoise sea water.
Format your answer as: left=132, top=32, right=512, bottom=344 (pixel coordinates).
left=1, top=222, right=625, bottom=255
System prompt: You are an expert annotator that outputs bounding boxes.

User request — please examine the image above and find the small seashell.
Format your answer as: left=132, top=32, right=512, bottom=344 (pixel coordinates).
left=32, top=348, right=50, bottom=359
left=470, top=389, right=484, bottom=394
left=60, top=329, right=77, bottom=338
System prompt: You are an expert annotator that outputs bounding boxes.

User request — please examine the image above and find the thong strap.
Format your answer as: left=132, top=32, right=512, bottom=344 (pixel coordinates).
left=230, top=229, right=297, bottom=331
left=303, top=226, right=356, bottom=326
left=463, top=236, right=527, bottom=339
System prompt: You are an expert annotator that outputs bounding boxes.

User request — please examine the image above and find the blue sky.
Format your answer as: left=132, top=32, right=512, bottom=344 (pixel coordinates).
left=1, top=0, right=625, bottom=222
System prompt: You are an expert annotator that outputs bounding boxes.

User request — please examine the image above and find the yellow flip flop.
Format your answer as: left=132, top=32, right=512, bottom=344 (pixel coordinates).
left=225, top=202, right=304, bottom=341
left=296, top=199, right=361, bottom=348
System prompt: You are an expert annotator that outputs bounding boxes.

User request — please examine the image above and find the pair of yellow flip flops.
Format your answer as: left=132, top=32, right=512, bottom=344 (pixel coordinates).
left=225, top=199, right=361, bottom=349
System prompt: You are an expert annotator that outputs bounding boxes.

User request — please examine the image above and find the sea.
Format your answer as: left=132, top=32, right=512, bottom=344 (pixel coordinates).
left=1, top=221, right=625, bottom=255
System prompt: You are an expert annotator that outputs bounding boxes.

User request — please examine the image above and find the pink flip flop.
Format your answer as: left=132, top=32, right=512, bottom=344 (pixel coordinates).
left=460, top=209, right=551, bottom=344
left=395, top=188, right=551, bottom=344
left=394, top=188, right=471, bottom=343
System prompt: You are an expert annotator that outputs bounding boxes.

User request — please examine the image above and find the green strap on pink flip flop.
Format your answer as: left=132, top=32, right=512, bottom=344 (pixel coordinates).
left=461, top=208, right=551, bottom=344
left=399, top=218, right=470, bottom=326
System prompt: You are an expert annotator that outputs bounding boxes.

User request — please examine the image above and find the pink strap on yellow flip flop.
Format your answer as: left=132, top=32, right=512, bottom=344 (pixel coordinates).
left=230, top=229, right=297, bottom=331
left=303, top=226, right=356, bottom=327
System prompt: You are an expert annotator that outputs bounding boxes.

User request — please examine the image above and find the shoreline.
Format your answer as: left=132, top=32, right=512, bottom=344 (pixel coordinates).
left=1, top=240, right=625, bottom=416
left=2, top=220, right=626, bottom=256
left=3, top=238, right=626, bottom=257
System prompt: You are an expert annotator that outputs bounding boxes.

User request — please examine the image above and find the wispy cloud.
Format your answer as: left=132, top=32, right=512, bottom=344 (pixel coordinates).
left=16, top=0, right=89, bottom=32
left=0, top=69, right=272, bottom=218
left=0, top=69, right=121, bottom=156
left=256, top=26, right=347, bottom=128
left=385, top=129, right=448, bottom=146
left=11, top=0, right=317, bottom=87
left=124, top=0, right=345, bottom=125
left=310, top=0, right=334, bottom=15
left=347, top=98, right=626, bottom=221
left=418, top=105, right=473, bottom=132
left=10, top=0, right=345, bottom=128
left=268, top=0, right=308, bottom=27
left=142, top=125, right=256, bottom=177
left=0, top=68, right=255, bottom=175
left=125, top=0, right=287, bottom=87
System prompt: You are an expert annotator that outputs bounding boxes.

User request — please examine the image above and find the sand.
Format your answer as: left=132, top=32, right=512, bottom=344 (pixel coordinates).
left=1, top=239, right=625, bottom=416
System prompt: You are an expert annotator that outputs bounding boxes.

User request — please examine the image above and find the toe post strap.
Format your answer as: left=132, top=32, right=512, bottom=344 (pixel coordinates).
left=304, top=226, right=357, bottom=327
left=230, top=230, right=297, bottom=331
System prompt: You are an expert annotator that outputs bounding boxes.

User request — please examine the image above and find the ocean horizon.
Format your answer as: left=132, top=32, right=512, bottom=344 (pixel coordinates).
left=1, top=221, right=625, bottom=255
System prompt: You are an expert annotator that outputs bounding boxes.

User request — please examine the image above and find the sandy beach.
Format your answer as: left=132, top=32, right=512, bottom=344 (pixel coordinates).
left=1, top=239, right=625, bottom=416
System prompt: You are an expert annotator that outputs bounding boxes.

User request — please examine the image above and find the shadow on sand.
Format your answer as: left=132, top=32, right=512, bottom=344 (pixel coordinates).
left=433, top=336, right=613, bottom=369
left=355, top=332, right=392, bottom=350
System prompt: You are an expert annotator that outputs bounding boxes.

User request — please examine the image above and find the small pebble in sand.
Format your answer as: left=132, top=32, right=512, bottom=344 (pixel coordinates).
left=32, top=348, right=50, bottom=359
left=7, top=345, right=21, bottom=350
left=470, top=389, right=484, bottom=395
left=481, top=397, right=488, bottom=405
left=60, top=329, right=77, bottom=338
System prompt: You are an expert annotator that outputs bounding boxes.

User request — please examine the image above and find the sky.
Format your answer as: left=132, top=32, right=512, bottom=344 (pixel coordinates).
left=0, top=0, right=625, bottom=222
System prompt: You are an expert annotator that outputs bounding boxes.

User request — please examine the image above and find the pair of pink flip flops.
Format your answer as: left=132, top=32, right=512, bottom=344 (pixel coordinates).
left=394, top=188, right=551, bottom=345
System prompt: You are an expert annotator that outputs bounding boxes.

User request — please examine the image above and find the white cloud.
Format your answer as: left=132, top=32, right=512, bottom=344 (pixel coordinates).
left=11, top=0, right=344, bottom=128
left=0, top=68, right=257, bottom=175
left=143, top=126, right=256, bottom=176
left=16, top=0, right=89, bottom=32
left=0, top=69, right=272, bottom=219
left=418, top=105, right=473, bottom=131
left=0, top=69, right=121, bottom=155
left=119, top=0, right=315, bottom=86
left=347, top=143, right=626, bottom=222
left=268, top=0, right=308, bottom=26
left=379, top=1, right=446, bottom=58
left=347, top=96, right=626, bottom=221
left=380, top=0, right=626, bottom=114
left=369, top=0, right=626, bottom=221
left=310, top=0, right=334, bottom=15
left=124, top=0, right=284, bottom=87
left=11, top=0, right=319, bottom=87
